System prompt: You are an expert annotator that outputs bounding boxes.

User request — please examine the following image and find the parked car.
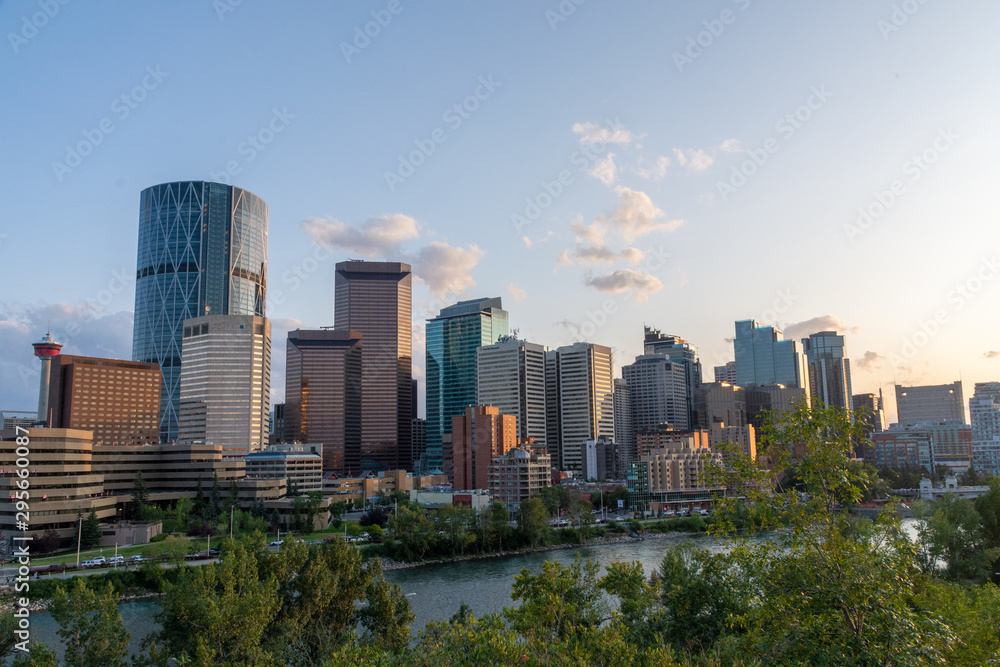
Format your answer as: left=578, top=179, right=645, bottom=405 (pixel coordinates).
left=269, top=539, right=284, bottom=547
left=128, top=555, right=146, bottom=563
left=81, top=559, right=100, bottom=568
left=108, top=555, right=125, bottom=564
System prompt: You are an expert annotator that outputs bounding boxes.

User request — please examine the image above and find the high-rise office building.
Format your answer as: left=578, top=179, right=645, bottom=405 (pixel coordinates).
left=476, top=338, right=547, bottom=448
left=970, top=382, right=1000, bottom=475
left=47, top=354, right=161, bottom=445
left=802, top=331, right=853, bottom=411
left=733, top=320, right=808, bottom=394
left=132, top=181, right=267, bottom=443
left=613, top=378, right=635, bottom=464
left=426, top=298, right=509, bottom=470
left=694, top=381, right=747, bottom=430
left=895, top=381, right=966, bottom=426
left=746, top=384, right=808, bottom=431
left=714, top=361, right=737, bottom=384
left=622, top=354, right=690, bottom=432
left=643, top=327, right=703, bottom=428
left=451, top=405, right=517, bottom=490
left=853, top=392, right=886, bottom=435
left=178, top=315, right=271, bottom=456
left=545, top=342, right=615, bottom=472
left=284, top=329, right=363, bottom=474
left=334, top=260, right=412, bottom=471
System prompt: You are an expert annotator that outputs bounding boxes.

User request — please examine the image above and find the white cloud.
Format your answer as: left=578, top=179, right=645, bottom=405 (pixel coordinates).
left=507, top=283, right=527, bottom=303
left=672, top=148, right=715, bottom=172
left=570, top=217, right=607, bottom=245
left=557, top=245, right=645, bottom=269
left=782, top=315, right=862, bottom=342
left=522, top=231, right=555, bottom=248
left=587, top=153, right=618, bottom=185
left=636, top=156, right=670, bottom=181
left=0, top=302, right=134, bottom=412
left=410, top=242, right=485, bottom=298
left=301, top=214, right=420, bottom=257
left=985, top=351, right=1000, bottom=359
left=584, top=269, right=663, bottom=302
left=572, top=121, right=634, bottom=145
left=597, top=186, right=685, bottom=241
left=855, top=351, right=886, bottom=371
left=719, top=138, right=743, bottom=153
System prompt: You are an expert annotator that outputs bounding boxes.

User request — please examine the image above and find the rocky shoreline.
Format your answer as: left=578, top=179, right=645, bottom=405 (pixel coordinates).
left=377, top=530, right=702, bottom=572
left=0, top=591, right=163, bottom=614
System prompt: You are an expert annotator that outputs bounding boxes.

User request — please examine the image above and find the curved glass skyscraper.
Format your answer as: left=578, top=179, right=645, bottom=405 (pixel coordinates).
left=132, top=181, right=268, bottom=443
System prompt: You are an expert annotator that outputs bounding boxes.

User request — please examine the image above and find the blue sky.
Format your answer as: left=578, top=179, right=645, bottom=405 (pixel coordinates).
left=2, top=0, right=999, bottom=422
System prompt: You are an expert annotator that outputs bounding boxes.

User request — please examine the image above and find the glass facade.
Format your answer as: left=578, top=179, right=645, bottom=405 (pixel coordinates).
left=334, top=261, right=412, bottom=472
left=734, top=319, right=806, bottom=392
left=642, top=328, right=703, bottom=428
left=284, top=329, right=363, bottom=475
left=802, top=331, right=853, bottom=410
left=426, top=298, right=508, bottom=471
left=132, top=181, right=267, bottom=443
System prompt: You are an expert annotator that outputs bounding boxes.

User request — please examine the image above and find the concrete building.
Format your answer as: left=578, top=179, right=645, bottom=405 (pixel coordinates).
left=270, top=403, right=285, bottom=444
left=923, top=421, right=973, bottom=472
left=334, top=260, right=413, bottom=472
left=132, top=181, right=268, bottom=443
left=33, top=332, right=62, bottom=425
left=970, top=382, right=1000, bottom=475
left=642, top=328, right=703, bottom=429
left=733, top=319, right=809, bottom=395
left=545, top=342, right=615, bottom=472
left=284, top=329, right=363, bottom=475
left=627, top=438, right=724, bottom=513
left=853, top=392, right=887, bottom=435
left=46, top=355, right=161, bottom=445
left=694, top=381, right=747, bottom=430
left=708, top=424, right=756, bottom=460
left=919, top=476, right=990, bottom=502
left=451, top=405, right=517, bottom=490
left=895, top=381, right=966, bottom=426
left=1, top=412, right=36, bottom=432
left=476, top=338, right=548, bottom=448
left=802, top=331, right=853, bottom=411
left=581, top=437, right=621, bottom=481
left=622, top=354, right=690, bottom=432
left=714, top=361, right=736, bottom=384
left=245, top=443, right=323, bottom=494
left=322, top=469, right=448, bottom=507
left=411, top=417, right=427, bottom=471
left=0, top=428, right=294, bottom=549
left=408, top=487, right=493, bottom=511
left=613, top=379, right=635, bottom=464
left=426, top=298, right=509, bottom=471
left=488, top=446, right=552, bottom=510
left=868, top=428, right=933, bottom=470
left=746, top=384, right=809, bottom=431
left=178, top=315, right=271, bottom=455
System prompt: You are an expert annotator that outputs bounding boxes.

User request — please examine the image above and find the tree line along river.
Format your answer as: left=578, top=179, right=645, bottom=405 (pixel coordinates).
left=17, top=521, right=920, bottom=662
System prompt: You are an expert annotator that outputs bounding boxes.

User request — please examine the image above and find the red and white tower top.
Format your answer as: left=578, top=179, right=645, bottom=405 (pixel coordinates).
left=33, top=331, right=63, bottom=358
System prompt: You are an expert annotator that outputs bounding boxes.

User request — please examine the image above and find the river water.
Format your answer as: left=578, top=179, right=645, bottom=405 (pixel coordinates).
left=17, top=522, right=918, bottom=660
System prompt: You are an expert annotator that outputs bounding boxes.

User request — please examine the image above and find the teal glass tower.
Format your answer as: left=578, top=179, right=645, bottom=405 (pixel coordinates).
left=132, top=181, right=268, bottom=443
left=425, top=297, right=508, bottom=471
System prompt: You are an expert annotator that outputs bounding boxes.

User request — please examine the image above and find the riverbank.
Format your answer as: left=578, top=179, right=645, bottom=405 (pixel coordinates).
left=0, top=591, right=163, bottom=614
left=377, top=530, right=702, bottom=571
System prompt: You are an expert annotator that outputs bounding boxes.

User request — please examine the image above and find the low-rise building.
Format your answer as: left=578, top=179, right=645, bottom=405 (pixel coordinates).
left=488, top=446, right=552, bottom=510
left=245, top=443, right=323, bottom=494
left=919, top=476, right=990, bottom=502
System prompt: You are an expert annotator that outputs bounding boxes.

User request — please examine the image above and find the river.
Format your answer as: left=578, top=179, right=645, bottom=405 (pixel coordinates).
left=16, top=521, right=919, bottom=661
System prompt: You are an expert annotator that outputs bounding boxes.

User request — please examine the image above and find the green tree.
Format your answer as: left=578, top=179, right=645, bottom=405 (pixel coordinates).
left=387, top=505, right=433, bottom=561
left=708, top=401, right=956, bottom=665
left=506, top=555, right=606, bottom=641
left=148, top=538, right=279, bottom=666
left=50, top=578, right=130, bottom=667
left=356, top=560, right=417, bottom=654
left=130, top=470, right=150, bottom=521
left=917, top=493, right=998, bottom=580
left=0, top=614, right=17, bottom=660
left=144, top=534, right=191, bottom=567
left=517, top=497, right=550, bottom=549
left=11, top=641, right=58, bottom=667
left=193, top=477, right=206, bottom=519
left=81, top=510, right=101, bottom=549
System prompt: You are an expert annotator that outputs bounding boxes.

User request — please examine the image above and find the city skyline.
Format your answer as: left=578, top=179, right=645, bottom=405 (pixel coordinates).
left=2, top=2, right=999, bottom=426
